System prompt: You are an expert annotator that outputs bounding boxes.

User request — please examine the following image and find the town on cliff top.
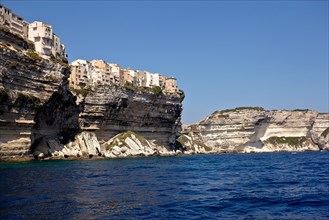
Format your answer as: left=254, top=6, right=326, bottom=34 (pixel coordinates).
left=0, top=3, right=180, bottom=96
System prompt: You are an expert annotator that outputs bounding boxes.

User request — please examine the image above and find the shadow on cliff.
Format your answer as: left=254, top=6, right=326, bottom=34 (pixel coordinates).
left=30, top=83, right=84, bottom=157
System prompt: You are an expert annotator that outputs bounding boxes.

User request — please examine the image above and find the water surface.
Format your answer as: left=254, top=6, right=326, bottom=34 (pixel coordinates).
left=1, top=152, right=329, bottom=219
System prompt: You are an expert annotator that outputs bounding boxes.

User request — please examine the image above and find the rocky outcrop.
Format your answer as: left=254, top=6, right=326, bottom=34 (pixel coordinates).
left=0, top=28, right=183, bottom=160
left=29, top=83, right=183, bottom=159
left=176, top=134, right=213, bottom=154
left=311, top=114, right=329, bottom=150
left=185, top=107, right=329, bottom=153
left=79, top=85, right=182, bottom=147
left=0, top=28, right=69, bottom=159
left=2, top=27, right=327, bottom=160
left=101, top=131, right=168, bottom=158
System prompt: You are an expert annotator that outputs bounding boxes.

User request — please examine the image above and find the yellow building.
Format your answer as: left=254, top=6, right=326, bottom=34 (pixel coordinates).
left=164, top=77, right=178, bottom=94
left=70, top=59, right=91, bottom=89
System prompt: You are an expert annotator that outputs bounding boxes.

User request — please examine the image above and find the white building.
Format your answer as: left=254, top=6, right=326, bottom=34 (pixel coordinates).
left=69, top=59, right=179, bottom=94
left=108, top=63, right=120, bottom=82
left=0, top=4, right=28, bottom=38
left=146, top=72, right=160, bottom=87
left=52, top=33, right=66, bottom=58
left=28, top=21, right=66, bottom=59
left=70, top=59, right=123, bottom=89
left=90, top=60, right=120, bottom=86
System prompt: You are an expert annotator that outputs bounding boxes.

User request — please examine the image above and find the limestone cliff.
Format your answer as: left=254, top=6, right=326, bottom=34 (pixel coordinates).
left=185, top=107, right=329, bottom=153
left=101, top=131, right=171, bottom=158
left=176, top=134, right=213, bottom=155
left=79, top=85, right=182, bottom=147
left=0, top=28, right=69, bottom=159
left=31, top=85, right=183, bottom=159
left=0, top=28, right=183, bottom=160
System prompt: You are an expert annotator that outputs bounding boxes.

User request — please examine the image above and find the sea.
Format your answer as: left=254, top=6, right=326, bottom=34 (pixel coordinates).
left=1, top=152, right=329, bottom=219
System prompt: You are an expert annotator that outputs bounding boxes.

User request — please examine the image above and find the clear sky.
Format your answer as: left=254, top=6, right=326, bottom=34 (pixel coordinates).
left=2, top=0, right=328, bottom=124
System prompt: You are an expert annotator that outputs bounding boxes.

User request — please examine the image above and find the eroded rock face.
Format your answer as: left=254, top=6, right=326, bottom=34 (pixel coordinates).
left=31, top=86, right=83, bottom=158
left=176, top=134, right=213, bottom=154
left=80, top=86, right=182, bottom=147
left=0, top=28, right=183, bottom=160
left=186, top=108, right=329, bottom=153
left=311, top=114, right=329, bottom=150
left=101, top=131, right=168, bottom=157
left=29, top=84, right=183, bottom=159
left=0, top=29, right=68, bottom=159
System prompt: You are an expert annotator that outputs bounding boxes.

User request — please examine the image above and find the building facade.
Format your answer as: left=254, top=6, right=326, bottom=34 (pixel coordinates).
left=164, top=77, right=178, bottom=94
left=146, top=72, right=160, bottom=88
left=28, top=21, right=66, bottom=58
left=70, top=59, right=92, bottom=89
left=120, top=68, right=135, bottom=86
left=52, top=33, right=66, bottom=58
left=108, top=63, right=120, bottom=85
left=0, top=4, right=28, bottom=38
left=136, top=71, right=147, bottom=87
left=91, top=60, right=120, bottom=86
left=69, top=59, right=179, bottom=95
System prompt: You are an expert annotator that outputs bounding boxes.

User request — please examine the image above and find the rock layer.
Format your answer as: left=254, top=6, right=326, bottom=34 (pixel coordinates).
left=80, top=86, right=182, bottom=147
left=101, top=131, right=166, bottom=158
left=185, top=108, right=329, bottom=153
left=0, top=28, right=68, bottom=159
left=0, top=28, right=183, bottom=160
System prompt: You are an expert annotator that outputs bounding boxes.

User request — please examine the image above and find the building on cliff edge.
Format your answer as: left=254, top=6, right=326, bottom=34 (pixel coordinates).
left=28, top=21, right=66, bottom=59
left=0, top=4, right=28, bottom=38
left=0, top=4, right=67, bottom=60
left=69, top=59, right=179, bottom=95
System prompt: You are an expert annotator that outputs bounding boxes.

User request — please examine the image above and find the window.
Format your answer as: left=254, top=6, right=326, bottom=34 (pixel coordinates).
left=33, top=27, right=37, bottom=31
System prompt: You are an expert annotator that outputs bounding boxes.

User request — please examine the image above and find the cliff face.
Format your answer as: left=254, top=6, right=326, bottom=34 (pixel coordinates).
left=80, top=86, right=182, bottom=147
left=0, top=29, right=183, bottom=160
left=31, top=85, right=182, bottom=159
left=185, top=108, right=329, bottom=153
left=0, top=28, right=68, bottom=159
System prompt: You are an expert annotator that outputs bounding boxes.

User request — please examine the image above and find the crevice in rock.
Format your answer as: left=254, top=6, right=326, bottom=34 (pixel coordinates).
left=30, top=85, right=84, bottom=156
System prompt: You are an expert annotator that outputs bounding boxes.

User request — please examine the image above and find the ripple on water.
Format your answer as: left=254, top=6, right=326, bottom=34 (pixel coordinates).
left=1, top=152, right=329, bottom=219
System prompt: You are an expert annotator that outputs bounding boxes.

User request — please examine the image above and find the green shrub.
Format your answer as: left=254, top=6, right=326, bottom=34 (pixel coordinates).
left=152, top=86, right=163, bottom=95
left=71, top=88, right=90, bottom=96
left=292, top=109, right=310, bottom=112
left=220, top=107, right=264, bottom=113
left=27, top=49, right=40, bottom=61
left=264, top=136, right=307, bottom=146
left=124, top=81, right=134, bottom=91
left=120, top=131, right=149, bottom=146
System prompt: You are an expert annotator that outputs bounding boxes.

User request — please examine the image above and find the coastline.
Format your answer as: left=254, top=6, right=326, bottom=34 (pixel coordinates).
left=1, top=149, right=327, bottom=163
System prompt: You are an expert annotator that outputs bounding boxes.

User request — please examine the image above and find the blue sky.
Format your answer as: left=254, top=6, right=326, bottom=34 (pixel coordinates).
left=3, top=0, right=328, bottom=124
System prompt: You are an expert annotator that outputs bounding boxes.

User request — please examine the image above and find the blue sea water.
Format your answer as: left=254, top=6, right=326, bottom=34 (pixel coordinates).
left=1, top=152, right=329, bottom=219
